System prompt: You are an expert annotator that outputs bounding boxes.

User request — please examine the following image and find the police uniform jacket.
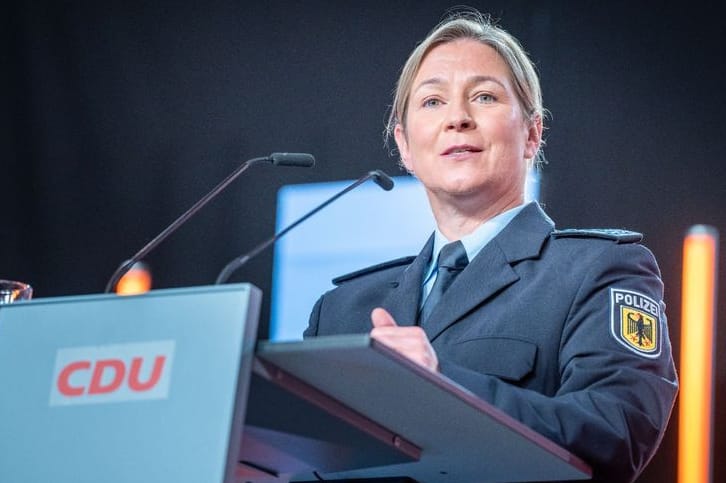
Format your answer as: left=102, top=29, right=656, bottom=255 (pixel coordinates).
left=304, top=202, right=678, bottom=483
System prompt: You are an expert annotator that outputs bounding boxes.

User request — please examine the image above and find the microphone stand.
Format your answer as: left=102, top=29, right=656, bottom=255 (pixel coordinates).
left=104, top=154, right=314, bottom=293
left=215, top=169, right=394, bottom=285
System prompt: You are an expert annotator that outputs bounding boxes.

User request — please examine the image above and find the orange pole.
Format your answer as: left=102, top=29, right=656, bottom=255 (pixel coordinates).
left=678, top=225, right=718, bottom=483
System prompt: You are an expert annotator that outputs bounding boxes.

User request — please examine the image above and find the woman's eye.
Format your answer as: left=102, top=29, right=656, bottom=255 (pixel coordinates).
left=475, top=93, right=495, bottom=103
left=423, top=98, right=441, bottom=108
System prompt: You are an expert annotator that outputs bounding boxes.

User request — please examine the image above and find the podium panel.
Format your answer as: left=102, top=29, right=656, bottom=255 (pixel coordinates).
left=0, top=284, right=260, bottom=483
left=1, top=287, right=590, bottom=483
left=257, top=335, right=592, bottom=483
left=243, top=359, right=421, bottom=478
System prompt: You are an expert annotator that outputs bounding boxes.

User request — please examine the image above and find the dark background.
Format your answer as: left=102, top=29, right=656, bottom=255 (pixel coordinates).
left=3, top=1, right=725, bottom=481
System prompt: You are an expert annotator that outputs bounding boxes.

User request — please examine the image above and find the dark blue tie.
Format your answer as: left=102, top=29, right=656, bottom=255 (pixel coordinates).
left=419, top=241, right=469, bottom=325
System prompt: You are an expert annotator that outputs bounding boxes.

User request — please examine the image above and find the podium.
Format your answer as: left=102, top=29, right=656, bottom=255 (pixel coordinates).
left=0, top=285, right=591, bottom=482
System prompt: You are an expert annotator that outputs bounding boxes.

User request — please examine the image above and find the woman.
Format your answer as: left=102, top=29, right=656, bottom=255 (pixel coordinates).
left=305, top=11, right=677, bottom=482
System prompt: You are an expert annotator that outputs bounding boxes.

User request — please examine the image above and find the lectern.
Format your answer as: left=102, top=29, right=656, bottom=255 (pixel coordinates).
left=0, top=285, right=591, bottom=482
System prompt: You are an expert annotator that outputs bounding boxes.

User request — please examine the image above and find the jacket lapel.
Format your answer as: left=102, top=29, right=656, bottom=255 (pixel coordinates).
left=423, top=202, right=555, bottom=341
left=381, top=235, right=434, bottom=327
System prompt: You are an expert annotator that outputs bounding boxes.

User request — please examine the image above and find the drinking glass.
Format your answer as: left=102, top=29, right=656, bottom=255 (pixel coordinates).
left=0, top=280, right=33, bottom=304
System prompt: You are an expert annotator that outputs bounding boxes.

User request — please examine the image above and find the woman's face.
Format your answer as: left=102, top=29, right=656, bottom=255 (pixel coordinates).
left=394, top=39, right=541, bottom=214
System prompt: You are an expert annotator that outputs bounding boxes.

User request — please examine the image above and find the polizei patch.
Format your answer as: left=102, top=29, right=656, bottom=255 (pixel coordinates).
left=610, top=288, right=661, bottom=357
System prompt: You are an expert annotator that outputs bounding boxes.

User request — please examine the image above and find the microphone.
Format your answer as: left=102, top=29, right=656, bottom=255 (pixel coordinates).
left=103, top=152, right=315, bottom=294
left=270, top=152, right=315, bottom=167
left=214, top=169, right=395, bottom=285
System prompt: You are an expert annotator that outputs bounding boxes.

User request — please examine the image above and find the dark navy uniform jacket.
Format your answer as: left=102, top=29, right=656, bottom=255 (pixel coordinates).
left=305, top=202, right=678, bottom=482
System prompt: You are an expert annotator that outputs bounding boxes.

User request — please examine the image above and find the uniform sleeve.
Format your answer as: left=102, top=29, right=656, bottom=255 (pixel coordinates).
left=303, top=295, right=323, bottom=338
left=438, top=242, right=678, bottom=482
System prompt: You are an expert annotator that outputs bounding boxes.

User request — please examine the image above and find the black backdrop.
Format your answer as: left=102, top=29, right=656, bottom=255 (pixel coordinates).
left=3, top=1, right=726, bottom=481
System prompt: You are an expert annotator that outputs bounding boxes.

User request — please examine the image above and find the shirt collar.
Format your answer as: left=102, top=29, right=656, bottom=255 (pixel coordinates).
left=424, top=203, right=527, bottom=284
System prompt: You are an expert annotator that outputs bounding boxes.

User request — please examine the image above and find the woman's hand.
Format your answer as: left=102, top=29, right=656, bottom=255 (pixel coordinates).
left=370, top=307, right=439, bottom=372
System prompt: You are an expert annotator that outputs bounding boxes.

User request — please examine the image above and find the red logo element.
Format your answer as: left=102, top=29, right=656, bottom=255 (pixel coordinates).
left=57, top=356, right=167, bottom=396
left=51, top=341, right=174, bottom=406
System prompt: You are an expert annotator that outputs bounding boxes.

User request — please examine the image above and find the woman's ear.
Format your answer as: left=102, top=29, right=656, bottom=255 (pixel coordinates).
left=394, top=123, right=413, bottom=173
left=524, top=115, right=543, bottom=161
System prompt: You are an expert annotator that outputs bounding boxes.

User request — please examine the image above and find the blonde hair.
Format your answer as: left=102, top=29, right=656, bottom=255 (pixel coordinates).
left=386, top=10, right=546, bottom=165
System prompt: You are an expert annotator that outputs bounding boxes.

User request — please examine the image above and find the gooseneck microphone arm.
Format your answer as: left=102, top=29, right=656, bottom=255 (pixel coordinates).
left=215, top=169, right=395, bottom=285
left=104, top=152, right=315, bottom=294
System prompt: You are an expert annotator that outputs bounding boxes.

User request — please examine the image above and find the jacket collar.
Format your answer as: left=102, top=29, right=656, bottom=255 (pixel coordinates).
left=381, top=234, right=434, bottom=327
left=382, top=202, right=555, bottom=340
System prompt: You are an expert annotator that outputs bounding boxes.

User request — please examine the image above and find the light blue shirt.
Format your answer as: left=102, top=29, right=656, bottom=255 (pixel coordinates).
left=421, top=203, right=526, bottom=304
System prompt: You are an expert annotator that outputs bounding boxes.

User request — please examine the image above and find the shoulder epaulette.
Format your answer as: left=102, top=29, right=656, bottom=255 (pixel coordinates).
left=551, top=228, right=643, bottom=244
left=332, top=256, right=416, bottom=286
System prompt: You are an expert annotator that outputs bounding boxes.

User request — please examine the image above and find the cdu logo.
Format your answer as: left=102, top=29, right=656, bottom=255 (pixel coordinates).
left=50, top=340, right=175, bottom=406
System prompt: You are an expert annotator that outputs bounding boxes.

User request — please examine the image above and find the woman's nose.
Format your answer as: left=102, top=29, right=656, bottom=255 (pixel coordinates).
left=446, top=103, right=476, bottom=131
